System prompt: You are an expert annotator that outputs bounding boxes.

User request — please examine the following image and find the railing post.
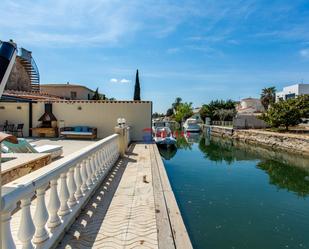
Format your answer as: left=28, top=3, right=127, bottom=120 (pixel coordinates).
left=114, top=126, right=126, bottom=157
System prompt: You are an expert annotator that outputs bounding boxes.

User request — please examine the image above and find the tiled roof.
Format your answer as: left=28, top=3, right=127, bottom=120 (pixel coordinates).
left=3, top=90, right=65, bottom=101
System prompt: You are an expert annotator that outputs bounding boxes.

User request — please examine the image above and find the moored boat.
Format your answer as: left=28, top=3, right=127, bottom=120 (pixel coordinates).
left=183, top=118, right=201, bottom=132
left=154, top=127, right=177, bottom=146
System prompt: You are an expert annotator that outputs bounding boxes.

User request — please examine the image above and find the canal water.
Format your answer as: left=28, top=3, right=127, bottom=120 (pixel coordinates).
left=159, top=133, right=309, bottom=249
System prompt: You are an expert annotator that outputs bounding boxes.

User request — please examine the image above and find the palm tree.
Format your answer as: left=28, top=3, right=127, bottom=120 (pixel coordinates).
left=172, top=97, right=182, bottom=111
left=261, top=87, right=276, bottom=110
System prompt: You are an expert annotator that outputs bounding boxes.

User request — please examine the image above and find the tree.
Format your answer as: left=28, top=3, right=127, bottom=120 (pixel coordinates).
left=172, top=97, right=182, bottom=111
left=214, top=109, right=237, bottom=121
left=260, top=98, right=303, bottom=130
left=174, top=102, right=193, bottom=124
left=295, top=94, right=309, bottom=118
left=166, top=108, right=174, bottom=117
left=261, top=87, right=276, bottom=110
left=92, top=88, right=101, bottom=100
left=200, top=99, right=236, bottom=121
left=133, top=69, right=141, bottom=101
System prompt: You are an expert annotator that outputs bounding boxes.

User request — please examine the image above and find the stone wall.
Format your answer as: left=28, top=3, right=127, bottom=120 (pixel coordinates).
left=232, top=130, right=309, bottom=156
left=1, top=154, right=51, bottom=185
left=5, top=57, right=32, bottom=91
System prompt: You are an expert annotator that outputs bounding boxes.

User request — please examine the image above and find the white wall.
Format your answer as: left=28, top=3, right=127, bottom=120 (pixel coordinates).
left=0, top=102, right=29, bottom=136
left=32, top=101, right=152, bottom=141
left=276, top=84, right=309, bottom=102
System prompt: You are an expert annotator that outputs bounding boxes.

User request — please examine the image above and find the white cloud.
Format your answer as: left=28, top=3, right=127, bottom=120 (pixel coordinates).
left=110, top=78, right=131, bottom=83
left=300, top=49, right=309, bottom=58
left=120, top=79, right=131, bottom=83
left=167, top=48, right=180, bottom=54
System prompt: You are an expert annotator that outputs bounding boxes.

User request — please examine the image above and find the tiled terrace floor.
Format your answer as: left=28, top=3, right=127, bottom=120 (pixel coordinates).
left=9, top=143, right=191, bottom=249
left=57, top=143, right=192, bottom=249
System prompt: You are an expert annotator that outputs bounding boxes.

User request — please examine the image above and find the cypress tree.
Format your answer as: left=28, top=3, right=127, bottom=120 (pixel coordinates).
left=92, top=87, right=101, bottom=100
left=134, top=69, right=141, bottom=101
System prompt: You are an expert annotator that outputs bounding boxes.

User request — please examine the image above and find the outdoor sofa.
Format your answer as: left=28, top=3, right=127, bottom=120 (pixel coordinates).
left=60, top=126, right=97, bottom=140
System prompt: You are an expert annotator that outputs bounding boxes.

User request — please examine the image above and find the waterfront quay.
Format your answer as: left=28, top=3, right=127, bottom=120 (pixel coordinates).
left=2, top=130, right=192, bottom=249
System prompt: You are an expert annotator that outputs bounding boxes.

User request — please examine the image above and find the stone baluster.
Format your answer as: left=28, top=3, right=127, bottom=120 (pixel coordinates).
left=67, top=167, right=77, bottom=207
left=86, top=157, right=93, bottom=189
left=33, top=185, right=49, bottom=244
left=1, top=205, right=16, bottom=249
left=98, top=150, right=104, bottom=176
left=90, top=155, right=98, bottom=183
left=104, top=147, right=109, bottom=168
left=94, top=152, right=101, bottom=179
left=58, top=172, right=70, bottom=217
left=18, top=196, right=35, bottom=249
left=112, top=141, right=116, bottom=161
left=107, top=143, right=111, bottom=164
left=99, top=150, right=104, bottom=176
left=80, top=160, right=89, bottom=193
left=47, top=178, right=61, bottom=228
left=74, top=162, right=83, bottom=200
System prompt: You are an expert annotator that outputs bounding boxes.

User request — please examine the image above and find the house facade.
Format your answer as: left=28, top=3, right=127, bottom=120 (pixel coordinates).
left=40, top=83, right=95, bottom=100
left=276, top=83, right=309, bottom=102
left=236, top=98, right=265, bottom=114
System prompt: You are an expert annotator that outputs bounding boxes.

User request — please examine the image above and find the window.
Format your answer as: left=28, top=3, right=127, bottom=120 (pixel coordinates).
left=285, top=93, right=295, bottom=100
left=70, top=91, right=77, bottom=100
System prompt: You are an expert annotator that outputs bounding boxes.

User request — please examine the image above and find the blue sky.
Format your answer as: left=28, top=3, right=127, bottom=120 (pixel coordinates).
left=1, top=0, right=309, bottom=112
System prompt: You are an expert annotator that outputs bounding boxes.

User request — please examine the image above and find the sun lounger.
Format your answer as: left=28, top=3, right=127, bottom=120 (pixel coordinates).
left=2, top=138, right=63, bottom=159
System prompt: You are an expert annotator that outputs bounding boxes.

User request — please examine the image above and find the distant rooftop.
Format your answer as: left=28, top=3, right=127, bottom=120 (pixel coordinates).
left=41, top=83, right=95, bottom=93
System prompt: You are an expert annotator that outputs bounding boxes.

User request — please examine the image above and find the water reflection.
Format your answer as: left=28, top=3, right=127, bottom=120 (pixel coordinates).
left=158, top=132, right=201, bottom=160
left=198, top=135, right=309, bottom=197
left=257, top=160, right=309, bottom=197
left=158, top=145, right=177, bottom=160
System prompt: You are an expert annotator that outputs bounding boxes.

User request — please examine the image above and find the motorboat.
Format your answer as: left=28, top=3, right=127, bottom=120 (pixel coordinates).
left=183, top=118, right=201, bottom=132
left=152, top=120, right=180, bottom=134
left=153, top=127, right=176, bottom=146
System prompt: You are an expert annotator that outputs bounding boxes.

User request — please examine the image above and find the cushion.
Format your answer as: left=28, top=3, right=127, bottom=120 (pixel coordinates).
left=82, top=126, right=89, bottom=132
left=74, top=126, right=82, bottom=132
left=1, top=144, right=9, bottom=153
left=61, top=131, right=93, bottom=136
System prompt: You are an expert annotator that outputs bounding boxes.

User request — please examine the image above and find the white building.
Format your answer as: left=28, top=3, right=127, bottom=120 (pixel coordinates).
left=40, top=83, right=96, bottom=100
left=237, top=98, right=265, bottom=114
left=276, top=83, right=309, bottom=102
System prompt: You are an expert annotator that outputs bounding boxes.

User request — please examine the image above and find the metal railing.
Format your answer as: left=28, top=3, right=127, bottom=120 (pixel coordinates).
left=1, top=134, right=120, bottom=249
left=211, top=120, right=233, bottom=127
left=17, top=47, right=40, bottom=90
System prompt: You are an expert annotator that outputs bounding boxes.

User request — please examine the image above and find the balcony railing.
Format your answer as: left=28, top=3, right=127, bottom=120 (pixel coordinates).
left=1, top=134, right=120, bottom=249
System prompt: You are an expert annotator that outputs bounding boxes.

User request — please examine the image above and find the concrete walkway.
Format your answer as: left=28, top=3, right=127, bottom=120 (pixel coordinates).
left=57, top=143, right=192, bottom=249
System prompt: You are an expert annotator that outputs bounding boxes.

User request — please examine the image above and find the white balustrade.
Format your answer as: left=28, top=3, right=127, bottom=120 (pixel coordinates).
left=58, top=172, right=70, bottom=217
left=47, top=179, right=61, bottom=229
left=74, top=163, right=83, bottom=200
left=86, top=157, right=94, bottom=188
left=18, top=196, right=35, bottom=249
left=1, top=133, right=122, bottom=249
left=80, top=159, right=89, bottom=194
left=33, top=185, right=49, bottom=244
left=67, top=167, right=77, bottom=207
